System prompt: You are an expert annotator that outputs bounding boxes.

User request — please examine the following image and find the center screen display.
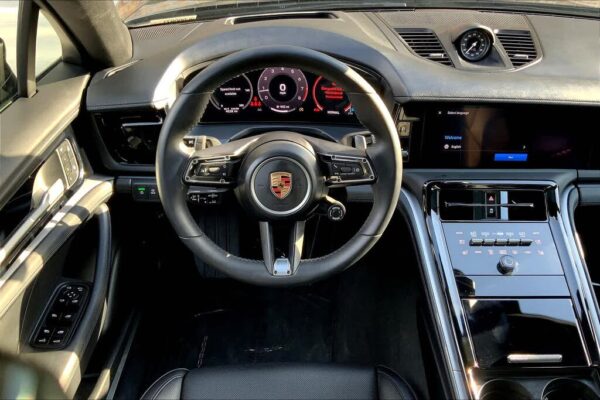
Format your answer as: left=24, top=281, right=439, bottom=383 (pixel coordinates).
left=423, top=105, right=594, bottom=168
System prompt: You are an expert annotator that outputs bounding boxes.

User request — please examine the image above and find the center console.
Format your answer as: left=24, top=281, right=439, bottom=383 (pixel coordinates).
left=425, top=181, right=600, bottom=399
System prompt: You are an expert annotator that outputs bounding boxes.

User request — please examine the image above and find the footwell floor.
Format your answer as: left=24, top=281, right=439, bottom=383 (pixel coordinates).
left=164, top=286, right=333, bottom=368
left=116, top=282, right=337, bottom=398
left=114, top=218, right=430, bottom=399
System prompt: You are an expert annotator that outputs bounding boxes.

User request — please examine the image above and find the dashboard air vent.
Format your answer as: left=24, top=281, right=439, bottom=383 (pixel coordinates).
left=94, top=110, right=164, bottom=164
left=496, top=30, right=538, bottom=67
left=395, top=28, right=453, bottom=67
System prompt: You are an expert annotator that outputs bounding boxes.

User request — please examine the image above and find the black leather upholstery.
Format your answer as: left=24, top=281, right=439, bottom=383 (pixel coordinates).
left=140, top=369, right=187, bottom=400
left=141, top=364, right=416, bottom=400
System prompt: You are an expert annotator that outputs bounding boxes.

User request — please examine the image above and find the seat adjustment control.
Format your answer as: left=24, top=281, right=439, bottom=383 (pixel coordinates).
left=31, top=283, right=89, bottom=349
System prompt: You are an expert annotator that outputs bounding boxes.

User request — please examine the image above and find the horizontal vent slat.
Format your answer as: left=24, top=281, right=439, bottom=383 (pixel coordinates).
left=410, top=46, right=448, bottom=50
left=497, top=30, right=538, bottom=68
left=395, top=28, right=453, bottom=68
left=504, top=47, right=537, bottom=51
left=403, top=38, right=439, bottom=42
left=403, top=43, right=445, bottom=46
left=497, top=37, right=533, bottom=40
left=497, top=34, right=532, bottom=37
left=498, top=44, right=536, bottom=48
left=506, top=51, right=537, bottom=54
left=496, top=32, right=532, bottom=37
left=497, top=40, right=536, bottom=45
left=496, top=37, right=534, bottom=42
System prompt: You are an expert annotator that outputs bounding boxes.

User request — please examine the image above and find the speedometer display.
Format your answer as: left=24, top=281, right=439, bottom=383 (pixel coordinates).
left=257, top=67, right=308, bottom=113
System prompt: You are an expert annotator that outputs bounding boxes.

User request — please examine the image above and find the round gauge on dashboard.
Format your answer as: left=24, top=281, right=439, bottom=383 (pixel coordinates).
left=210, top=74, right=253, bottom=114
left=458, top=29, right=492, bottom=62
left=312, top=76, right=352, bottom=115
left=257, top=67, right=308, bottom=113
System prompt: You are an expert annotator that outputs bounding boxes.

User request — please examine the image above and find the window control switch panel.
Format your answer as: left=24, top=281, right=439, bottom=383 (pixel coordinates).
left=30, top=283, right=89, bottom=349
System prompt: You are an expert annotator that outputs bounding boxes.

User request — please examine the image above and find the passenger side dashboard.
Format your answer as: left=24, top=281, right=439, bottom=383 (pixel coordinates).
left=378, top=10, right=543, bottom=71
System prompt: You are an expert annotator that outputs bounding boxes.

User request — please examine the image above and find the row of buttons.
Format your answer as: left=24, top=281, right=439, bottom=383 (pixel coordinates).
left=133, top=183, right=159, bottom=201
left=188, top=191, right=223, bottom=206
left=470, top=238, right=533, bottom=247
left=485, top=191, right=499, bottom=219
left=32, top=284, right=88, bottom=349
left=195, top=162, right=229, bottom=178
left=330, top=162, right=364, bottom=178
left=321, top=155, right=374, bottom=184
left=57, top=140, right=79, bottom=187
left=35, top=327, right=69, bottom=346
left=185, top=159, right=236, bottom=185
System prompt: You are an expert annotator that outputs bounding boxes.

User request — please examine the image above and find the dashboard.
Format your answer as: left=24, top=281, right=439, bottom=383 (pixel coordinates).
left=80, top=9, right=600, bottom=400
left=86, top=8, right=600, bottom=173
left=192, top=67, right=359, bottom=124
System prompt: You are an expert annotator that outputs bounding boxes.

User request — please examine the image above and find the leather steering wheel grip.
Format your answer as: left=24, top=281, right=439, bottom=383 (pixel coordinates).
left=156, top=45, right=402, bottom=286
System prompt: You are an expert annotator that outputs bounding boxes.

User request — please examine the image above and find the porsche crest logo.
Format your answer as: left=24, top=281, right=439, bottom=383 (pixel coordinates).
left=270, top=172, right=292, bottom=200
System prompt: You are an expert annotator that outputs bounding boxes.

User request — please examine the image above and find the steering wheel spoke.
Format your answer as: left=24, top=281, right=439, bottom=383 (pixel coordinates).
left=320, top=153, right=376, bottom=187
left=183, top=155, right=239, bottom=186
left=303, top=136, right=376, bottom=187
left=182, top=136, right=261, bottom=186
left=259, top=220, right=305, bottom=276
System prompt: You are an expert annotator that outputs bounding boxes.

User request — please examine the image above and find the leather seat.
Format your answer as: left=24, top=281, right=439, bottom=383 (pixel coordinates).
left=141, top=364, right=416, bottom=400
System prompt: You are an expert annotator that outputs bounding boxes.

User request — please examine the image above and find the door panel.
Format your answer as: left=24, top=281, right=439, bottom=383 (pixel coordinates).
left=1, top=111, right=114, bottom=397
left=0, top=2, right=122, bottom=396
left=0, top=135, right=82, bottom=271
left=0, top=63, right=89, bottom=210
left=0, top=179, right=113, bottom=396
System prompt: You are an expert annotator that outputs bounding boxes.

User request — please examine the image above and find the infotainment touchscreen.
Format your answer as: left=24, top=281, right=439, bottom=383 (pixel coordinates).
left=431, top=107, right=528, bottom=165
left=422, top=105, right=593, bottom=168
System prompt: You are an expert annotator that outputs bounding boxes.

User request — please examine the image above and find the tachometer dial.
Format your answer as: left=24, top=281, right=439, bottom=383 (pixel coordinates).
left=257, top=67, right=308, bottom=113
left=210, top=74, right=253, bottom=114
left=312, top=76, right=352, bottom=115
left=458, top=29, right=492, bottom=62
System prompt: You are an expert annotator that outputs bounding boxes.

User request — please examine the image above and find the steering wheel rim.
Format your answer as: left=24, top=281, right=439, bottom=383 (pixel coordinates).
left=156, top=45, right=402, bottom=286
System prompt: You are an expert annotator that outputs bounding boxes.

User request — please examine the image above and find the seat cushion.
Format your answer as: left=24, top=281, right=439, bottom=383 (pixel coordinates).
left=141, top=364, right=416, bottom=400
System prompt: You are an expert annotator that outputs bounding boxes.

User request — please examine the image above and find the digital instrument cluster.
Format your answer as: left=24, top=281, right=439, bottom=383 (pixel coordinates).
left=200, top=67, right=358, bottom=123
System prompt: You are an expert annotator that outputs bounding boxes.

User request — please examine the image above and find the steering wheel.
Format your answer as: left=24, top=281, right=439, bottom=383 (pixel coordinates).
left=156, top=45, right=402, bottom=286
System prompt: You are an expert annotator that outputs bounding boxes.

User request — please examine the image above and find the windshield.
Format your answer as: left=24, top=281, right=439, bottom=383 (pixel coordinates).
left=117, top=0, right=599, bottom=26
